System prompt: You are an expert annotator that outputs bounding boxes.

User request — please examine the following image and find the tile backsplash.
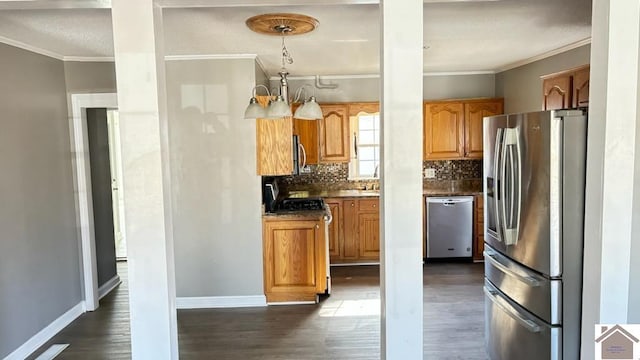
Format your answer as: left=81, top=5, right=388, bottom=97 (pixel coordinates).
left=276, top=159, right=482, bottom=190
left=423, top=160, right=482, bottom=181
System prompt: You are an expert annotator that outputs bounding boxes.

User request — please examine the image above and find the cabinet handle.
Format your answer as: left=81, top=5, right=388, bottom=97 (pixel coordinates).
left=316, top=224, right=320, bottom=229
left=351, top=202, right=355, bottom=207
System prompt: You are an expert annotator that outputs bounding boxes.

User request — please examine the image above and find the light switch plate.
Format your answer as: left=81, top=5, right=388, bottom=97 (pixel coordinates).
left=424, top=168, right=436, bottom=179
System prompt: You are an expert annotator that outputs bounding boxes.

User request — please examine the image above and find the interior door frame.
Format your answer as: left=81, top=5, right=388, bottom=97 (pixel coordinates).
left=70, top=93, right=118, bottom=311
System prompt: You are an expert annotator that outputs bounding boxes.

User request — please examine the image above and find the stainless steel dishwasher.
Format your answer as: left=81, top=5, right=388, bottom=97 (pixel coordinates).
left=426, top=196, right=473, bottom=259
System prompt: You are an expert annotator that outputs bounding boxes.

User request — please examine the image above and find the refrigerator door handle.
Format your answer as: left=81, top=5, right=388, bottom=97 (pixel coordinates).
left=484, top=250, right=541, bottom=287
left=502, top=128, right=519, bottom=245
left=484, top=286, right=542, bottom=333
left=500, top=130, right=509, bottom=243
left=513, top=130, right=522, bottom=238
left=493, top=128, right=504, bottom=242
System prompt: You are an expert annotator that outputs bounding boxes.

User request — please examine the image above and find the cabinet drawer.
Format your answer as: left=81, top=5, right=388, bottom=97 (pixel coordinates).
left=358, top=199, right=379, bottom=212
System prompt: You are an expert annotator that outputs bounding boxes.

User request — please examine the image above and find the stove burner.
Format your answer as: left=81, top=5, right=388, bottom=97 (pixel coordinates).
left=278, top=198, right=325, bottom=212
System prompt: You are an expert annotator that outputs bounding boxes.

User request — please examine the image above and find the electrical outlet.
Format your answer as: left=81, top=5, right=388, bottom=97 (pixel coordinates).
left=424, top=168, right=436, bottom=179
left=300, top=165, right=312, bottom=174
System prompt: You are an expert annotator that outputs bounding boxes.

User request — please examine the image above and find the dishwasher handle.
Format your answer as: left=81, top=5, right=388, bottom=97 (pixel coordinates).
left=427, top=196, right=474, bottom=205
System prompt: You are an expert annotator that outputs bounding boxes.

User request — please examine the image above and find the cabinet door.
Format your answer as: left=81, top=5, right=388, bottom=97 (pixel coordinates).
left=542, top=75, right=572, bottom=110
left=319, top=104, right=350, bottom=163
left=256, top=117, right=293, bottom=175
left=358, top=212, right=380, bottom=259
left=473, top=195, right=485, bottom=261
left=464, top=100, right=503, bottom=159
left=325, top=199, right=343, bottom=260
left=572, top=66, right=590, bottom=108
left=293, top=103, right=319, bottom=165
left=263, top=219, right=326, bottom=302
left=424, top=102, right=465, bottom=160
left=342, top=198, right=359, bottom=260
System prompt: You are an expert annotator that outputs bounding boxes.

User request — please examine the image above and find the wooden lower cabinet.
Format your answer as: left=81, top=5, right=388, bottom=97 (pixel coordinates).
left=473, top=195, right=485, bottom=261
left=262, top=217, right=327, bottom=303
left=325, top=199, right=342, bottom=258
left=358, top=212, right=380, bottom=258
left=330, top=197, right=380, bottom=263
left=342, top=198, right=359, bottom=260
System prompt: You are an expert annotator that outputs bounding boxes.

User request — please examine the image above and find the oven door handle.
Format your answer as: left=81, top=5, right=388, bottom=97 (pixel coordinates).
left=323, top=205, right=333, bottom=224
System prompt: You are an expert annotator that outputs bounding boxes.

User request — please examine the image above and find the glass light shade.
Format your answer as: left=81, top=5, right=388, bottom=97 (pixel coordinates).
left=266, top=96, right=292, bottom=119
left=244, top=98, right=267, bottom=119
left=294, top=96, right=323, bottom=120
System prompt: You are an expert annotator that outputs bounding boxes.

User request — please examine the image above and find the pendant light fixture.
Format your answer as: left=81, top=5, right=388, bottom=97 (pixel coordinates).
left=244, top=13, right=323, bottom=120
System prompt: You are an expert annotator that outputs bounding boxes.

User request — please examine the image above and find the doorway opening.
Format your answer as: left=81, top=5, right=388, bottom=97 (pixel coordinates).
left=106, top=110, right=127, bottom=260
left=70, top=93, right=124, bottom=311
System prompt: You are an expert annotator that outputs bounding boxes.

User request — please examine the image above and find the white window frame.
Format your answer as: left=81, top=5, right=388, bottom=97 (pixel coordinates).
left=348, top=111, right=381, bottom=180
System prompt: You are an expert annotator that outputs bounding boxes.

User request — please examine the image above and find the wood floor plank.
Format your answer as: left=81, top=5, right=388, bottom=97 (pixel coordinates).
left=28, top=261, right=487, bottom=359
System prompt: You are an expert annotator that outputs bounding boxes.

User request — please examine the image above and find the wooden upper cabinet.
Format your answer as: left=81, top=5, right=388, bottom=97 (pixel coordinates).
left=543, top=74, right=572, bottom=110
left=348, top=102, right=380, bottom=116
left=542, top=64, right=590, bottom=110
left=572, top=66, right=590, bottom=108
left=256, top=93, right=294, bottom=175
left=423, top=102, right=465, bottom=160
left=319, top=104, right=350, bottom=163
left=464, top=100, right=503, bottom=159
left=293, top=105, right=320, bottom=165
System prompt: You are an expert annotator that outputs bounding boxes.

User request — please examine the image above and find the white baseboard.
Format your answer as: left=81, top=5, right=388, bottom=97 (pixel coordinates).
left=176, top=295, right=267, bottom=309
left=98, top=275, right=121, bottom=300
left=4, top=302, right=84, bottom=360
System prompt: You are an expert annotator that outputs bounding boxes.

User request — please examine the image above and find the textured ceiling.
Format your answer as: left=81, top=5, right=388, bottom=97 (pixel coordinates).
left=0, top=1, right=592, bottom=75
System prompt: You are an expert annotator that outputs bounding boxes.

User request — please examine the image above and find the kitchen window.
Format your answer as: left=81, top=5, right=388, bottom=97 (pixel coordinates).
left=349, top=112, right=380, bottom=179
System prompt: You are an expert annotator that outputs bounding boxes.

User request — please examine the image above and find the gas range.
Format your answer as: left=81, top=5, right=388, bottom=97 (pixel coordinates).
left=277, top=197, right=325, bottom=212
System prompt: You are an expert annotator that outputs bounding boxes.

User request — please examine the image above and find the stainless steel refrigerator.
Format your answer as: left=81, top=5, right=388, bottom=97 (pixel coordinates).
left=483, top=109, right=587, bottom=360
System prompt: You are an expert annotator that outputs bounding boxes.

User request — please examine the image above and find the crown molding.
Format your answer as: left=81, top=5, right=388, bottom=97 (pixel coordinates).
left=423, top=70, right=496, bottom=76
left=0, top=35, right=64, bottom=60
left=0, top=0, right=110, bottom=10
left=63, top=56, right=115, bottom=62
left=497, top=37, right=592, bottom=72
left=164, top=53, right=259, bottom=61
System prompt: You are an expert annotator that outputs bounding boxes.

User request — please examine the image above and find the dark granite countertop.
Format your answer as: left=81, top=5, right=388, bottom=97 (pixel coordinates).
left=280, top=179, right=482, bottom=199
left=262, top=207, right=329, bottom=220
left=286, top=189, right=381, bottom=199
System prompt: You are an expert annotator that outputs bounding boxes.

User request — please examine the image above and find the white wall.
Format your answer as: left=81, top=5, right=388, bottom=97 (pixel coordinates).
left=165, top=58, right=263, bottom=298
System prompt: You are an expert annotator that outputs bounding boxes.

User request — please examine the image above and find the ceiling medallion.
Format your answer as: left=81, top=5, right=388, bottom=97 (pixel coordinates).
left=243, top=13, right=324, bottom=121
left=245, top=13, right=319, bottom=36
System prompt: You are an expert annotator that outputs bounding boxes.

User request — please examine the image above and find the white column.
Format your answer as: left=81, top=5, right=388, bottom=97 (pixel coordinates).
left=111, top=1, right=178, bottom=359
left=581, top=0, right=640, bottom=358
left=379, top=1, right=424, bottom=359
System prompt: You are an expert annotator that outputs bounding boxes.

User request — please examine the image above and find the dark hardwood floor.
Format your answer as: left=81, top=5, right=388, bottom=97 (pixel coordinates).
left=30, top=261, right=486, bottom=359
